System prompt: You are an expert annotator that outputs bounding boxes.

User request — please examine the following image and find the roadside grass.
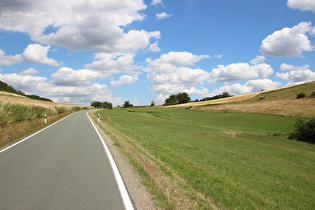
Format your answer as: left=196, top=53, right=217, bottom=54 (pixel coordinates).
left=0, top=92, right=90, bottom=149
left=94, top=107, right=315, bottom=209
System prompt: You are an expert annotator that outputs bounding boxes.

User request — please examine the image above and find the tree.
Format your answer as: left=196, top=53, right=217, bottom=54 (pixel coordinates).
left=101, top=101, right=113, bottom=109
left=151, top=100, right=155, bottom=106
left=164, top=94, right=177, bottom=106
left=91, top=101, right=102, bottom=108
left=164, top=92, right=191, bottom=106
left=176, top=92, right=191, bottom=104
left=123, top=101, right=133, bottom=108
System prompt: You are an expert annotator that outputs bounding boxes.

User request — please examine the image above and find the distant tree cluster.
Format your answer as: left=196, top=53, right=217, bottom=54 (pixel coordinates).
left=201, top=92, right=233, bottom=101
left=123, top=101, right=133, bottom=108
left=91, top=101, right=113, bottom=109
left=0, top=80, right=53, bottom=102
left=164, top=92, right=191, bottom=106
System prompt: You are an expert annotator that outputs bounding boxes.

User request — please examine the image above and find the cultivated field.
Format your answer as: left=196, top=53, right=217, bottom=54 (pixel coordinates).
left=93, top=82, right=315, bottom=209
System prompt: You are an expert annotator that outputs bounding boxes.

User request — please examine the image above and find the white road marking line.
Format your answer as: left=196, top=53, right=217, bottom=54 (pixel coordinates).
left=87, top=111, right=134, bottom=210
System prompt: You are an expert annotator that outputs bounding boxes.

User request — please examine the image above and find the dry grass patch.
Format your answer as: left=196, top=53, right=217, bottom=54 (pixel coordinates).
left=192, top=98, right=315, bottom=118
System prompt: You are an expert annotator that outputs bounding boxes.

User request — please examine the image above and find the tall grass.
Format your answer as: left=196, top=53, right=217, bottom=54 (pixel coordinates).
left=94, top=107, right=315, bottom=209
left=0, top=103, right=56, bottom=125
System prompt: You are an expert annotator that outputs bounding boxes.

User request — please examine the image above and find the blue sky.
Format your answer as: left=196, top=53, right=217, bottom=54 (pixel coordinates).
left=0, top=0, right=314, bottom=106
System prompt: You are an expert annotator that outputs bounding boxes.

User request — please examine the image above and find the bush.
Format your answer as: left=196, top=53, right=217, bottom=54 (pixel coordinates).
left=297, top=92, right=306, bottom=99
left=310, top=92, right=315, bottom=98
left=289, top=118, right=315, bottom=143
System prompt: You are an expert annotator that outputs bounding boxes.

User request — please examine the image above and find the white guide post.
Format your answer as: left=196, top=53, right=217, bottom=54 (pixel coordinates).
left=45, top=114, right=47, bottom=125
left=98, top=114, right=100, bottom=123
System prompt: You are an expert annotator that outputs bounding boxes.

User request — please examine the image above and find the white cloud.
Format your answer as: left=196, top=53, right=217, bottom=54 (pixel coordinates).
left=280, top=63, right=310, bottom=71
left=19, top=68, right=39, bottom=76
left=209, top=62, right=274, bottom=83
left=145, top=51, right=210, bottom=95
left=23, top=44, right=62, bottom=66
left=260, top=22, right=314, bottom=57
left=0, top=50, right=23, bottom=66
left=157, top=51, right=210, bottom=66
left=0, top=73, right=47, bottom=92
left=250, top=55, right=266, bottom=65
left=287, top=0, right=315, bottom=12
left=214, top=54, right=223, bottom=59
left=210, top=79, right=281, bottom=96
left=156, top=12, right=173, bottom=19
left=152, top=0, right=162, bottom=5
left=85, top=54, right=141, bottom=77
left=276, top=64, right=315, bottom=86
left=0, top=0, right=160, bottom=53
left=51, top=67, right=104, bottom=86
left=110, top=74, right=139, bottom=87
left=149, top=41, right=160, bottom=52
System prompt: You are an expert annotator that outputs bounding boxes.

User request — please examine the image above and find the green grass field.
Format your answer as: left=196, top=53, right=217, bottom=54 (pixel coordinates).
left=95, top=107, right=315, bottom=209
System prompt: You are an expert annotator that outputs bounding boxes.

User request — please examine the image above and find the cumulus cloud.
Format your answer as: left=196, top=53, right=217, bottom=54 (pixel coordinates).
left=260, top=22, right=314, bottom=57
left=210, top=79, right=281, bottom=96
left=0, top=73, right=47, bottom=92
left=250, top=55, right=266, bottom=65
left=110, top=74, right=139, bottom=87
left=19, top=68, right=39, bottom=76
left=208, top=62, right=274, bottom=83
left=0, top=50, right=23, bottom=66
left=0, top=71, right=120, bottom=105
left=287, top=0, right=315, bottom=12
left=149, top=41, right=160, bottom=52
left=156, top=12, right=172, bottom=19
left=145, top=51, right=210, bottom=95
left=51, top=67, right=104, bottom=86
left=23, top=44, right=62, bottom=66
left=0, top=0, right=160, bottom=53
left=84, top=53, right=141, bottom=77
left=276, top=63, right=315, bottom=86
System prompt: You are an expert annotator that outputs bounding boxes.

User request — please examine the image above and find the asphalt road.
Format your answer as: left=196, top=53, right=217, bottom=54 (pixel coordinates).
left=0, top=110, right=131, bottom=210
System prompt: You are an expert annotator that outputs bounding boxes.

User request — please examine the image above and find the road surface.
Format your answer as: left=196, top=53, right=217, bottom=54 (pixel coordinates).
left=0, top=110, right=132, bottom=210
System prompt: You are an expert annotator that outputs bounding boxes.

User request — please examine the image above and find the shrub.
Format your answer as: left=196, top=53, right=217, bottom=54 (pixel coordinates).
left=297, top=92, right=306, bottom=99
left=310, top=92, right=315, bottom=98
left=289, top=118, right=315, bottom=143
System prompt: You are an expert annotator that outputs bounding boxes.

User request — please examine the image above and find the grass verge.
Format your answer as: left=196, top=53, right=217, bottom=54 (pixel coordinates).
left=93, top=107, right=315, bottom=209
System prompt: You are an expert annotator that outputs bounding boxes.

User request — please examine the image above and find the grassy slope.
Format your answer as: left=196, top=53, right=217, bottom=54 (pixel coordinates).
left=95, top=108, right=314, bottom=209
left=93, top=82, right=315, bottom=209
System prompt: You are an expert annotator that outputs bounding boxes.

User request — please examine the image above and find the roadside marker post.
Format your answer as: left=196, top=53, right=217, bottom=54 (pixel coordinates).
left=98, top=114, right=100, bottom=123
left=44, top=114, right=47, bottom=125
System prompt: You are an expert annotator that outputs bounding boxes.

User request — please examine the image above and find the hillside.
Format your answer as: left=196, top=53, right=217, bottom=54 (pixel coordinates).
left=176, top=81, right=315, bottom=118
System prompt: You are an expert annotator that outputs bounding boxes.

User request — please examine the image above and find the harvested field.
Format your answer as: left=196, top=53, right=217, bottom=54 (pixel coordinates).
left=192, top=98, right=315, bottom=118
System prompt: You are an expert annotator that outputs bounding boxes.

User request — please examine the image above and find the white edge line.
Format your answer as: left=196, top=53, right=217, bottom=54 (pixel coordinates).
left=0, top=113, right=73, bottom=154
left=86, top=111, right=134, bottom=210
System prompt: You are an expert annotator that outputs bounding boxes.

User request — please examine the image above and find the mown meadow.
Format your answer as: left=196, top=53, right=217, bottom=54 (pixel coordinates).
left=94, top=107, right=315, bottom=209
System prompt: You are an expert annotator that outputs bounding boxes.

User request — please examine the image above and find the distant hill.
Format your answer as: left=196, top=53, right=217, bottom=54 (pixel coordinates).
left=0, top=80, right=53, bottom=102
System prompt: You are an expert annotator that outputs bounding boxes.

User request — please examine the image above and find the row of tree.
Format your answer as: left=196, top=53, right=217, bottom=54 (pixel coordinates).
left=91, top=101, right=113, bottom=109
left=91, top=92, right=233, bottom=108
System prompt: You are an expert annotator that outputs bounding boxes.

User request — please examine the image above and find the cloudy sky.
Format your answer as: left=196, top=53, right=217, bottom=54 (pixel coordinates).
left=0, top=0, right=315, bottom=106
